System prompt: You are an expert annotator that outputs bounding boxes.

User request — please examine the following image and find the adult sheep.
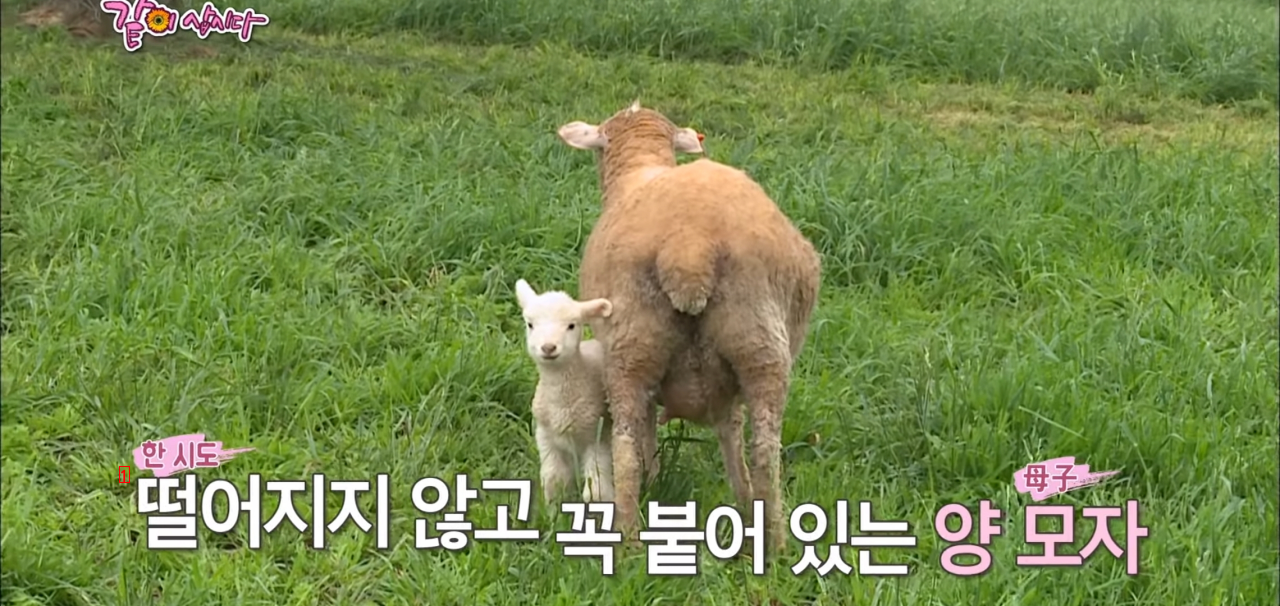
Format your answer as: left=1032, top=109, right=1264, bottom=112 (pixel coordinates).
left=556, top=101, right=821, bottom=555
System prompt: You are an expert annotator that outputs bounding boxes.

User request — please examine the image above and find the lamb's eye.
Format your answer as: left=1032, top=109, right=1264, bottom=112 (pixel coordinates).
left=526, top=322, right=533, bottom=329
left=568, top=323, right=576, bottom=330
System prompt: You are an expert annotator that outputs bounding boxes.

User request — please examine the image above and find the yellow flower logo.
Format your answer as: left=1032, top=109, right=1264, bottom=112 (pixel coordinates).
left=145, top=8, right=171, bottom=34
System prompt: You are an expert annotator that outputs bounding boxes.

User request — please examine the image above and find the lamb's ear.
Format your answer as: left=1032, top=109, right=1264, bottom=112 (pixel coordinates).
left=580, top=298, right=613, bottom=319
left=557, top=121, right=607, bottom=150
left=673, top=127, right=704, bottom=154
left=515, top=279, right=537, bottom=309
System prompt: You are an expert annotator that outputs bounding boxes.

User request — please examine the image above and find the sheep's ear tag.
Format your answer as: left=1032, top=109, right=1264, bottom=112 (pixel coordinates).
left=696, top=132, right=705, bottom=142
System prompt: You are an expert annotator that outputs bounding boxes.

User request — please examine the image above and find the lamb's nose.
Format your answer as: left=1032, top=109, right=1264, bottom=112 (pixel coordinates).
left=541, top=344, right=557, bottom=355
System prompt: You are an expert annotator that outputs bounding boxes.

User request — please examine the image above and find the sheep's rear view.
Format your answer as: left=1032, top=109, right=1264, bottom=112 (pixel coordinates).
left=557, top=101, right=822, bottom=557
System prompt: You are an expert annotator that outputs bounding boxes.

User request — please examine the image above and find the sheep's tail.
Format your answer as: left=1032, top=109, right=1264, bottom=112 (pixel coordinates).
left=655, top=237, right=718, bottom=316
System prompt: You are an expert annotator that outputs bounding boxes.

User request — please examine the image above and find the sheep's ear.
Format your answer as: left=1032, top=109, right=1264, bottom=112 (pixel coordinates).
left=515, top=279, right=537, bottom=309
left=580, top=298, right=613, bottom=319
left=673, top=127, right=704, bottom=154
left=557, top=121, right=607, bottom=150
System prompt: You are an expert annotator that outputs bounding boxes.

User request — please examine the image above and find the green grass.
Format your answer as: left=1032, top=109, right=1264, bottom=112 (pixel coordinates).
left=1, top=8, right=1278, bottom=606
left=20, top=0, right=1277, bottom=104
left=242, top=0, right=1280, bottom=106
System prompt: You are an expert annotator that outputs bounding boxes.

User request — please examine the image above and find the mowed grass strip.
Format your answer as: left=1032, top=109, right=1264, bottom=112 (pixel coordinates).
left=240, top=0, right=1280, bottom=106
left=1, top=24, right=1277, bottom=606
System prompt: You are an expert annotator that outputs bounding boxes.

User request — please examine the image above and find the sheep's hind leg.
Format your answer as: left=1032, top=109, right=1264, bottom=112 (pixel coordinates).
left=738, top=360, right=791, bottom=556
left=603, top=305, right=681, bottom=545
left=711, top=310, right=794, bottom=557
left=641, top=401, right=660, bottom=485
left=606, top=375, right=653, bottom=545
left=714, top=401, right=752, bottom=508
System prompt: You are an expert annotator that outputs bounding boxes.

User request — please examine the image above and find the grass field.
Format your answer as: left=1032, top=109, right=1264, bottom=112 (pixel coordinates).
left=1, top=0, right=1278, bottom=603
left=257, top=0, right=1280, bottom=106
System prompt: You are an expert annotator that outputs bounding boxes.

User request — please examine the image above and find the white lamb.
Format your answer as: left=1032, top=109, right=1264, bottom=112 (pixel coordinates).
left=514, top=278, right=616, bottom=504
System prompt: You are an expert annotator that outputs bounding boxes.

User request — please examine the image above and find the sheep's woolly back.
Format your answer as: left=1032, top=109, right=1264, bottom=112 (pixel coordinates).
left=570, top=106, right=816, bottom=318
left=587, top=156, right=817, bottom=318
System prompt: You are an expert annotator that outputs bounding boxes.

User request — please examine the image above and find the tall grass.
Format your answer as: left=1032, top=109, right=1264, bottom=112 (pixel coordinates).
left=244, top=0, right=1280, bottom=105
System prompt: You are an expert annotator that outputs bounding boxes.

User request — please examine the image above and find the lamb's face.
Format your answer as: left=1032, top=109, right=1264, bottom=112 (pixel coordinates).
left=514, top=279, right=613, bottom=365
left=522, top=293, right=588, bottom=363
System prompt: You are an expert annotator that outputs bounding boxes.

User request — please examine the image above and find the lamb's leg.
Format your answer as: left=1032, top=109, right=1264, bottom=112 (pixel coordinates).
left=581, top=439, right=615, bottom=502
left=714, top=401, right=752, bottom=507
left=535, top=424, right=574, bottom=506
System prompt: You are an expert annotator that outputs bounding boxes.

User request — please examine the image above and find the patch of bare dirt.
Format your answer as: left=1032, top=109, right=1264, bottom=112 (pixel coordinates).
left=17, top=0, right=107, bottom=39
left=16, top=0, right=222, bottom=60
left=922, top=106, right=1188, bottom=145
left=181, top=44, right=220, bottom=59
